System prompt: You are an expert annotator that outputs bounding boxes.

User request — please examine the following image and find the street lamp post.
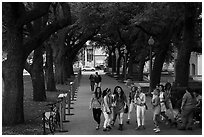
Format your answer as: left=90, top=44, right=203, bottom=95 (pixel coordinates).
left=112, top=52, right=114, bottom=74
left=124, top=48, right=128, bottom=80
left=148, top=36, right=154, bottom=93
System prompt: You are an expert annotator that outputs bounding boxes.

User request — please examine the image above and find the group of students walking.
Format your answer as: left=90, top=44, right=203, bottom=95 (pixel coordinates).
left=152, top=83, right=202, bottom=132
left=89, top=76, right=201, bottom=133
left=89, top=84, right=148, bottom=132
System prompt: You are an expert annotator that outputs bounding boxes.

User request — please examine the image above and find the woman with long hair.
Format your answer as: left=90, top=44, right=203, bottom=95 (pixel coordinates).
left=165, top=82, right=176, bottom=124
left=113, top=86, right=127, bottom=131
left=89, top=87, right=103, bottom=130
left=158, top=84, right=171, bottom=125
left=151, top=89, right=161, bottom=133
left=102, top=88, right=112, bottom=131
left=126, top=86, right=137, bottom=124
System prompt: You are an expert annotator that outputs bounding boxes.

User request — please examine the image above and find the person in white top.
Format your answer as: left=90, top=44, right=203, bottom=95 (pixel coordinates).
left=134, top=86, right=146, bottom=130
left=102, top=88, right=112, bottom=131
left=158, top=84, right=171, bottom=125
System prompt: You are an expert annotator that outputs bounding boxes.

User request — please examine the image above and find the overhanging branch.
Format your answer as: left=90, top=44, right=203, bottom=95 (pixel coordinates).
left=17, top=3, right=51, bottom=27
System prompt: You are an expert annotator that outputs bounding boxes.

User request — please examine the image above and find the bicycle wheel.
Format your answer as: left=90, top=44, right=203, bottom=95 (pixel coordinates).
left=56, top=111, right=60, bottom=127
left=49, top=115, right=56, bottom=133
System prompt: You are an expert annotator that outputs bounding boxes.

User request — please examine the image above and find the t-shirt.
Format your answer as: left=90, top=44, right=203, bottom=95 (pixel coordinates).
left=152, top=95, right=160, bottom=107
left=182, top=92, right=196, bottom=108
left=89, top=75, right=95, bottom=82
left=92, top=97, right=102, bottom=108
left=95, top=75, right=101, bottom=83
left=135, top=92, right=146, bottom=105
left=159, top=91, right=166, bottom=103
left=129, top=91, right=136, bottom=102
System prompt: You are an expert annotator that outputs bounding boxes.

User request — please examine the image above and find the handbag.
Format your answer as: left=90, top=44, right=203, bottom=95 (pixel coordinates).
left=144, top=103, right=148, bottom=110
left=124, top=104, right=129, bottom=113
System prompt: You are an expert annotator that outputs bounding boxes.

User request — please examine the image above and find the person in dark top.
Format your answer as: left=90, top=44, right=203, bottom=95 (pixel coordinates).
left=89, top=74, right=95, bottom=92
left=94, top=72, right=102, bottom=87
left=113, top=86, right=127, bottom=131
left=126, top=86, right=137, bottom=124
left=178, top=88, right=196, bottom=130
left=89, top=87, right=103, bottom=130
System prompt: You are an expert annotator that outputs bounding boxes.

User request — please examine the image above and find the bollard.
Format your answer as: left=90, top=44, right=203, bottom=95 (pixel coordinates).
left=70, top=82, right=76, bottom=101
left=70, top=82, right=73, bottom=101
left=65, top=91, right=71, bottom=115
left=42, top=112, right=46, bottom=135
left=58, top=101, right=68, bottom=132
left=65, top=90, right=74, bottom=115
left=62, top=95, right=70, bottom=122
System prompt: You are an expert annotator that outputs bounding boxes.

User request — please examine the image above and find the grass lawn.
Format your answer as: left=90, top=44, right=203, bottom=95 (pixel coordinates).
left=2, top=75, right=74, bottom=135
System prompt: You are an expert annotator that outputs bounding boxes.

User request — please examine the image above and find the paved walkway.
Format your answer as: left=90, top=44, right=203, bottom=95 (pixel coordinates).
left=56, top=72, right=202, bottom=135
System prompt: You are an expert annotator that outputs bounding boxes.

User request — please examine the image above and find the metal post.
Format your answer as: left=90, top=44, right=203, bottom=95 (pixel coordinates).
left=67, top=91, right=71, bottom=115
left=148, top=36, right=154, bottom=94
left=112, top=52, right=114, bottom=74
left=149, top=45, right=152, bottom=93
left=124, top=53, right=127, bottom=80
left=59, top=101, right=68, bottom=132
left=70, top=82, right=74, bottom=101
left=42, top=112, right=46, bottom=135
left=124, top=48, right=127, bottom=80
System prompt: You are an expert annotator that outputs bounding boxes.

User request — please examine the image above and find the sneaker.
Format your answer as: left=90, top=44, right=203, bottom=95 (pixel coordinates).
left=103, top=128, right=108, bottom=131
left=107, top=125, right=112, bottom=130
left=110, top=121, right=115, bottom=126
left=153, top=128, right=157, bottom=131
left=141, top=125, right=146, bottom=129
left=118, top=124, right=122, bottom=131
left=126, top=120, right=130, bottom=124
left=155, top=128, right=160, bottom=133
left=136, top=125, right=141, bottom=130
left=96, top=125, right=100, bottom=130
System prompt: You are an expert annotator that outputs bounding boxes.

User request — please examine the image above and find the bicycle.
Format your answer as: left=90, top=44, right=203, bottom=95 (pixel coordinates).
left=43, top=102, right=60, bottom=134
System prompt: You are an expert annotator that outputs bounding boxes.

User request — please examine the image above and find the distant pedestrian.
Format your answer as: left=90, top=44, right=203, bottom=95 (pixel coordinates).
left=178, top=88, right=196, bottom=130
left=89, top=87, right=103, bottom=130
left=89, top=74, right=95, bottom=92
left=110, top=89, right=117, bottom=126
left=151, top=89, right=161, bottom=133
left=164, top=82, right=177, bottom=124
left=126, top=86, right=137, bottom=124
left=94, top=72, right=102, bottom=87
left=158, top=84, right=171, bottom=125
left=102, top=88, right=112, bottom=131
left=113, top=86, right=127, bottom=131
left=134, top=86, right=146, bottom=130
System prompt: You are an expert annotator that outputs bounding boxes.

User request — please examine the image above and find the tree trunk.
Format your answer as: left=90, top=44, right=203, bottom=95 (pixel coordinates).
left=175, top=3, right=196, bottom=87
left=117, top=55, right=122, bottom=75
left=137, top=58, right=146, bottom=81
left=64, top=57, right=72, bottom=79
left=108, top=52, right=112, bottom=67
left=31, top=46, right=46, bottom=101
left=175, top=49, right=191, bottom=87
left=45, top=44, right=56, bottom=91
left=2, top=27, right=25, bottom=125
left=151, top=45, right=169, bottom=89
left=128, top=56, right=133, bottom=77
left=112, top=54, right=116, bottom=73
left=55, top=59, right=66, bottom=84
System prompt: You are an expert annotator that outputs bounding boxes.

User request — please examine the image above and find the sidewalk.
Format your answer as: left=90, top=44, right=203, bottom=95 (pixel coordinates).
left=56, top=73, right=202, bottom=135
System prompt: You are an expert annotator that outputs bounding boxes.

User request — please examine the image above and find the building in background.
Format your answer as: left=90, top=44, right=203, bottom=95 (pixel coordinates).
left=74, top=42, right=107, bottom=69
